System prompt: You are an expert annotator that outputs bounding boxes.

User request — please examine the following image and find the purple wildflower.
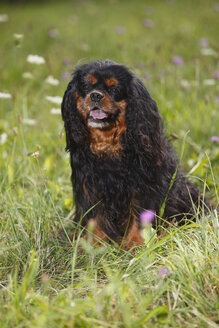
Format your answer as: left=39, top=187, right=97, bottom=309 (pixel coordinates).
left=143, top=72, right=151, bottom=81
left=172, top=56, right=184, bottom=66
left=63, top=58, right=72, bottom=66
left=60, top=71, right=71, bottom=80
left=211, top=136, right=219, bottom=143
left=140, top=210, right=155, bottom=227
left=136, top=62, right=146, bottom=69
left=199, top=38, right=209, bottom=47
left=143, top=19, right=154, bottom=28
left=213, top=70, right=219, bottom=79
left=213, top=3, right=219, bottom=12
left=158, top=267, right=170, bottom=278
left=115, top=26, right=126, bottom=35
left=145, top=6, right=154, bottom=14
left=216, top=96, right=219, bottom=103
left=48, top=28, right=59, bottom=39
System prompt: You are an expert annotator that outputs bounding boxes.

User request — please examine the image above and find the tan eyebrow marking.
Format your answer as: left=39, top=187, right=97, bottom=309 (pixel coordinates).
left=87, top=74, right=98, bottom=85
left=105, top=77, right=118, bottom=87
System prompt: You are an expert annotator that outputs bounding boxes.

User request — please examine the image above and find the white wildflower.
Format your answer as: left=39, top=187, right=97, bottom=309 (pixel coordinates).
left=0, top=92, right=12, bottom=99
left=180, top=79, right=190, bottom=88
left=31, top=151, right=39, bottom=159
left=64, top=152, right=69, bottom=158
left=0, top=133, right=7, bottom=145
left=13, top=33, right=24, bottom=47
left=203, top=79, right=216, bottom=86
left=200, top=48, right=217, bottom=56
left=46, top=96, right=62, bottom=105
left=13, top=33, right=23, bottom=40
left=0, top=14, right=8, bottom=23
left=23, top=118, right=37, bottom=126
left=22, top=72, right=33, bottom=79
left=26, top=54, right=45, bottom=65
left=45, top=75, right=59, bottom=86
left=50, top=108, right=61, bottom=115
left=187, top=159, right=195, bottom=167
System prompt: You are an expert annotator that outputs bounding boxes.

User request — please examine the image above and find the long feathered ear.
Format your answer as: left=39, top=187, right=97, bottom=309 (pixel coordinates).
left=61, top=71, right=89, bottom=152
left=125, top=76, right=164, bottom=166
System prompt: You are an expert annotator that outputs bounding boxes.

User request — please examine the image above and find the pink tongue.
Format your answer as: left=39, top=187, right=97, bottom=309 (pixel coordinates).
left=90, top=109, right=108, bottom=119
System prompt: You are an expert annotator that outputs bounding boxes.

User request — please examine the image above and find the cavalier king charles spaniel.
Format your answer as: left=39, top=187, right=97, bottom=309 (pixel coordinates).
left=61, top=60, right=209, bottom=249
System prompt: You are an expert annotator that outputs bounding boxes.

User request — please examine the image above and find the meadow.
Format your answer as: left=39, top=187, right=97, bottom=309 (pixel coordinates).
left=0, top=0, right=219, bottom=327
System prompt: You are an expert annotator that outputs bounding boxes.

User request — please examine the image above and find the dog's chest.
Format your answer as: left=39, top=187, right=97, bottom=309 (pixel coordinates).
left=79, top=152, right=130, bottom=197
left=89, top=123, right=126, bottom=158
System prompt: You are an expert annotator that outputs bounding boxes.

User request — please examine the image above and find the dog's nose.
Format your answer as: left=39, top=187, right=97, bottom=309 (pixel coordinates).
left=90, top=92, right=104, bottom=103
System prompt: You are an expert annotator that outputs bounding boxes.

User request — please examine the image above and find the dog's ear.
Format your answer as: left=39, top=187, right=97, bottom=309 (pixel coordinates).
left=61, top=70, right=89, bottom=151
left=126, top=76, right=164, bottom=165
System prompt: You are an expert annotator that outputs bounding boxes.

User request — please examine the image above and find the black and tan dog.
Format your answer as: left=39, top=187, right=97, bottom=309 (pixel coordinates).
left=61, top=60, right=209, bottom=248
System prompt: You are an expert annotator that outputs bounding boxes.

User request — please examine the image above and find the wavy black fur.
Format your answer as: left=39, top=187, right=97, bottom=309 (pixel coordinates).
left=61, top=60, right=208, bottom=243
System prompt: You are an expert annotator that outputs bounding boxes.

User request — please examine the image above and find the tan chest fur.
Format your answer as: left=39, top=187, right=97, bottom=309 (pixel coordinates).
left=89, top=112, right=126, bottom=158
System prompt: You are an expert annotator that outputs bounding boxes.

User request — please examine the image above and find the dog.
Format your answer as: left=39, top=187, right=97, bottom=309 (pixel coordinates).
left=61, top=60, right=208, bottom=249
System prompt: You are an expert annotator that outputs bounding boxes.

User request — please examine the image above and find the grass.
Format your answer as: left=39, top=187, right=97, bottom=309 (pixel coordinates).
left=0, top=0, right=219, bottom=327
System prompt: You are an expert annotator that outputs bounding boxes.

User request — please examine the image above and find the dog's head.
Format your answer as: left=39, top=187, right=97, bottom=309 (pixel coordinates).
left=62, top=60, right=164, bottom=164
left=67, top=60, right=132, bottom=129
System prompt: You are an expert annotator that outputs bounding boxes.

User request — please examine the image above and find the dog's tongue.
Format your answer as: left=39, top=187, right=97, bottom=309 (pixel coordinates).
left=90, top=109, right=108, bottom=120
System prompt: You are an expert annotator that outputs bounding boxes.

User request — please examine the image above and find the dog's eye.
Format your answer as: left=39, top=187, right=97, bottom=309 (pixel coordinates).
left=108, top=86, right=119, bottom=95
